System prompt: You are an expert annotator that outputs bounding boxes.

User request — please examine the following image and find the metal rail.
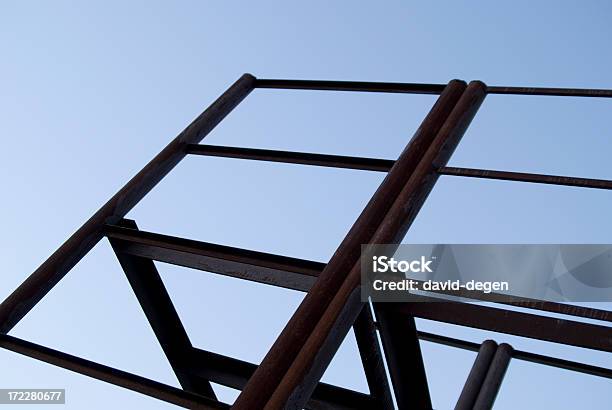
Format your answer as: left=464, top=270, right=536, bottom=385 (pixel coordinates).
left=254, top=78, right=446, bottom=94
left=439, top=166, right=612, bottom=190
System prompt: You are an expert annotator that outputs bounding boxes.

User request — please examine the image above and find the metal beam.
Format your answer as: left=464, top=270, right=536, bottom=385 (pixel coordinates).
left=439, top=166, right=612, bottom=190
left=455, top=340, right=498, bottom=410
left=233, top=79, right=470, bottom=410
left=255, top=78, right=446, bottom=94
left=105, top=222, right=321, bottom=292
left=260, top=81, right=487, bottom=410
left=473, top=343, right=513, bottom=410
left=109, top=219, right=216, bottom=398
left=108, top=224, right=612, bottom=325
left=396, top=295, right=612, bottom=352
left=375, top=303, right=431, bottom=409
left=187, top=144, right=394, bottom=172
left=0, top=334, right=227, bottom=409
left=487, top=85, right=612, bottom=98
left=352, top=304, right=394, bottom=410
left=0, top=74, right=256, bottom=334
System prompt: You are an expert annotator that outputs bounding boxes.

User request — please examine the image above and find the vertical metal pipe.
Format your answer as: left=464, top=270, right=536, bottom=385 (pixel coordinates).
left=0, top=74, right=256, bottom=334
left=455, top=340, right=498, bottom=410
left=232, top=79, right=468, bottom=410
left=473, top=343, right=513, bottom=410
left=259, top=81, right=487, bottom=410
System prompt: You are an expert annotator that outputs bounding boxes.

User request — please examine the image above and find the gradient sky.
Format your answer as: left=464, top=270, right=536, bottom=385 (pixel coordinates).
left=1, top=1, right=611, bottom=408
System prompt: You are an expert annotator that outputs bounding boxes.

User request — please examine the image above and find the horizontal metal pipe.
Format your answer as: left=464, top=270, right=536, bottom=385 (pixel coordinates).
left=255, top=78, right=446, bottom=94
left=397, top=295, right=612, bottom=353
left=487, top=85, right=612, bottom=98
left=0, top=335, right=227, bottom=409
left=511, top=348, right=612, bottom=379
left=439, top=166, right=612, bottom=190
left=187, top=144, right=394, bottom=172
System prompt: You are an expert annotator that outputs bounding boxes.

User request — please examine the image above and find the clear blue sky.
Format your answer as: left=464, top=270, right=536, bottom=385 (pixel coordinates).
left=1, top=1, right=611, bottom=408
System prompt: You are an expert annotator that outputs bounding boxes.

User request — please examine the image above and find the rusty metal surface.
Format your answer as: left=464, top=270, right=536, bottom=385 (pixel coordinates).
left=233, top=79, right=469, bottom=410
left=439, top=166, right=612, bottom=190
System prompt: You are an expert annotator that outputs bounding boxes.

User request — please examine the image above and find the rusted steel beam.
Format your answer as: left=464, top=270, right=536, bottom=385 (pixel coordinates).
left=439, top=166, right=612, bottom=190
left=0, top=334, right=228, bottom=409
left=233, top=79, right=469, bottom=410
left=109, top=219, right=216, bottom=398
left=352, top=304, right=394, bottom=410
left=105, top=222, right=321, bottom=292
left=187, top=144, right=394, bottom=172
left=473, top=343, right=513, bottom=410
left=259, top=81, right=487, bottom=410
left=397, top=295, right=612, bottom=353
left=0, top=74, right=256, bottom=334
left=186, top=348, right=375, bottom=410
left=455, top=340, right=498, bottom=410
left=255, top=78, right=446, bottom=94
left=487, top=85, right=612, bottom=98
left=375, top=303, right=431, bottom=409
left=107, top=222, right=612, bottom=325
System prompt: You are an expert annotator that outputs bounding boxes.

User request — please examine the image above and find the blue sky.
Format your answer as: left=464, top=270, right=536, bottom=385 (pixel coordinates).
left=1, top=1, right=611, bottom=408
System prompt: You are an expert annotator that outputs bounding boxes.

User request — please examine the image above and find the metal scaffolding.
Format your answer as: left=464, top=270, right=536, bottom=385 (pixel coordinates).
left=1, top=74, right=611, bottom=409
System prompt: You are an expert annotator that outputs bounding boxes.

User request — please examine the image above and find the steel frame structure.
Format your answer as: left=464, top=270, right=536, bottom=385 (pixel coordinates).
left=1, top=74, right=611, bottom=409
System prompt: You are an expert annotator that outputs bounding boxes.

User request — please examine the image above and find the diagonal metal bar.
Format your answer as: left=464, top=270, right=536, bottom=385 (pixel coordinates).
left=0, top=74, right=256, bottom=334
left=260, top=81, right=487, bottom=410
left=439, top=166, right=612, bottom=190
left=108, top=219, right=216, bottom=398
left=374, top=303, right=431, bottom=410
left=186, top=144, right=395, bottom=172
left=0, top=334, right=227, bottom=409
left=233, top=79, right=470, bottom=410
left=352, top=303, right=394, bottom=410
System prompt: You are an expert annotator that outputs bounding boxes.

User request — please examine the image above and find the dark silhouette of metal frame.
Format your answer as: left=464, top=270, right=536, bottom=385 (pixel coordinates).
left=1, top=74, right=611, bottom=409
